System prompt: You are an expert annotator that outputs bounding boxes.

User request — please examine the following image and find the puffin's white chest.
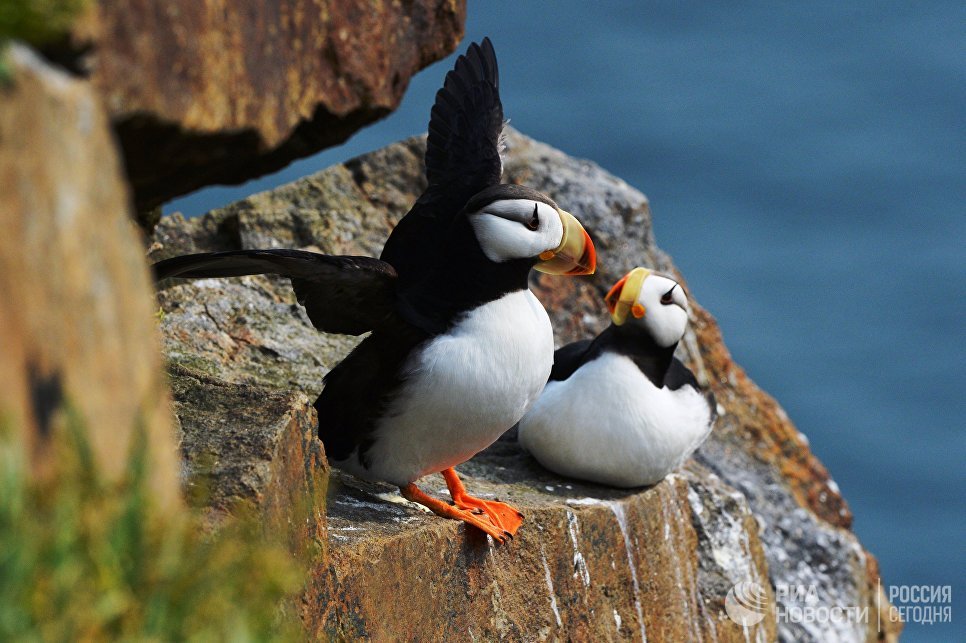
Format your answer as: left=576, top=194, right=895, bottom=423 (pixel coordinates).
left=356, top=290, right=554, bottom=486
left=518, top=352, right=712, bottom=488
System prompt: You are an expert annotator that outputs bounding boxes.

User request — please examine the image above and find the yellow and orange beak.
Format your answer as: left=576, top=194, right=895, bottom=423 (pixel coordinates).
left=604, top=267, right=651, bottom=325
left=534, top=210, right=597, bottom=276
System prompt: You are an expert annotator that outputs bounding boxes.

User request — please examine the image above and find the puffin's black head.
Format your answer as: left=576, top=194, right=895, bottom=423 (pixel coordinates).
left=462, top=184, right=596, bottom=276
left=604, top=267, right=690, bottom=347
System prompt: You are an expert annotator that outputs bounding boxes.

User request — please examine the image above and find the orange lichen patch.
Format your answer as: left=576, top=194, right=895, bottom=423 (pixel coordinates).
left=687, top=300, right=853, bottom=529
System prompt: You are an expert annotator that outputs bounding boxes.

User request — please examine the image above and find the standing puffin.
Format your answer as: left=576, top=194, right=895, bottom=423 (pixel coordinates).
left=517, top=267, right=714, bottom=488
left=153, top=39, right=596, bottom=542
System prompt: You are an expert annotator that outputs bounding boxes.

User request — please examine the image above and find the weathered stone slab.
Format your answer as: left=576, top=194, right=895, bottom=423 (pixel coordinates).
left=309, top=453, right=774, bottom=642
left=170, top=366, right=327, bottom=556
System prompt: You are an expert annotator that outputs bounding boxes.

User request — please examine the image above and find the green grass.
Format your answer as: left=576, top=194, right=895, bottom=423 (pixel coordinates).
left=0, top=414, right=304, bottom=641
left=0, top=0, right=87, bottom=45
left=0, top=0, right=89, bottom=84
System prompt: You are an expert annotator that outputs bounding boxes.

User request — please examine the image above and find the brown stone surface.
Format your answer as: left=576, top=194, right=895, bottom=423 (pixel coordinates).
left=152, top=129, right=900, bottom=641
left=0, top=44, right=179, bottom=508
left=70, top=0, right=466, bottom=212
left=170, top=365, right=327, bottom=556
left=309, top=464, right=774, bottom=642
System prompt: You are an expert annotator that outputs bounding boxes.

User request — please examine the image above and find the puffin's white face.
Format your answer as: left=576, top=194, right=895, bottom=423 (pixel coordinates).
left=635, top=274, right=690, bottom=347
left=469, top=199, right=562, bottom=262
left=467, top=198, right=596, bottom=275
left=605, top=268, right=690, bottom=348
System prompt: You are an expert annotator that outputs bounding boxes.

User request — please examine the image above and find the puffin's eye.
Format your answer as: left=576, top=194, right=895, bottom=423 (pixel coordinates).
left=660, top=287, right=676, bottom=305
left=525, top=203, right=540, bottom=231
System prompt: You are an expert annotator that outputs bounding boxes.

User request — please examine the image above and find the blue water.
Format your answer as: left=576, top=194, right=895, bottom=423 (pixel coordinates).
left=165, top=3, right=965, bottom=640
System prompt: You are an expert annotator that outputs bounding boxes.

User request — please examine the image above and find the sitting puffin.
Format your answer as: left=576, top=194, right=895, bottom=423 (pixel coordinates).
left=517, top=267, right=714, bottom=488
left=153, top=39, right=596, bottom=542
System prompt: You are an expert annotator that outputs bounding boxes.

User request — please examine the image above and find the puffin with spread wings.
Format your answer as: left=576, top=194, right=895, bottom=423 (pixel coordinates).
left=154, top=39, right=597, bottom=542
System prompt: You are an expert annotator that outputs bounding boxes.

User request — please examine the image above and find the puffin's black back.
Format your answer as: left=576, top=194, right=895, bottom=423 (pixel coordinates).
left=549, top=324, right=701, bottom=392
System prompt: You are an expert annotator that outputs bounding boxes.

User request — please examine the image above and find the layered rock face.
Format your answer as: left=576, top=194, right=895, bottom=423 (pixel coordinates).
left=152, top=129, right=899, bottom=642
left=0, top=45, right=179, bottom=507
left=70, top=0, right=467, bottom=214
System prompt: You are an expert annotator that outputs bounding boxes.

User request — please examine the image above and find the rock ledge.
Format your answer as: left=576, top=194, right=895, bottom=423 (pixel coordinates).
left=152, top=130, right=899, bottom=642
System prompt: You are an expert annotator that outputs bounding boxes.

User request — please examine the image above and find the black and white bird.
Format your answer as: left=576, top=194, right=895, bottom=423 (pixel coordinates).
left=517, top=267, right=714, bottom=488
left=153, top=39, right=596, bottom=542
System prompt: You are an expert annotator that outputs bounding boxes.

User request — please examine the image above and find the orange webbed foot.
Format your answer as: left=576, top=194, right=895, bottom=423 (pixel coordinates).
left=442, top=468, right=524, bottom=538
left=457, top=497, right=524, bottom=538
left=400, top=483, right=511, bottom=544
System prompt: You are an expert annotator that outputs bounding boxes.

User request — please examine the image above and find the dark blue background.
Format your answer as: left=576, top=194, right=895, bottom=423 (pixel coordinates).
left=166, top=4, right=965, bottom=640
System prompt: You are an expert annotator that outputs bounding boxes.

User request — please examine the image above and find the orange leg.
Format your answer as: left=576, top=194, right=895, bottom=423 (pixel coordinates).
left=442, top=468, right=524, bottom=538
left=400, top=483, right=511, bottom=544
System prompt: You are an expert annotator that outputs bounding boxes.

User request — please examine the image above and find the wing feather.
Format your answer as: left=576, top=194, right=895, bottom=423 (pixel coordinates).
left=549, top=339, right=595, bottom=382
left=153, top=249, right=398, bottom=336
left=380, top=37, right=504, bottom=278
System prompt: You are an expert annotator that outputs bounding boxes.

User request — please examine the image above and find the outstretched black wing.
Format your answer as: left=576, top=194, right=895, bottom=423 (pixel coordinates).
left=380, top=37, right=504, bottom=279
left=153, top=249, right=398, bottom=336
left=423, top=36, right=504, bottom=196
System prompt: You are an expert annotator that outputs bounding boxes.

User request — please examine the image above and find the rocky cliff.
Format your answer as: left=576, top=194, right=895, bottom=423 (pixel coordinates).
left=0, top=44, right=179, bottom=508
left=150, top=130, right=900, bottom=642
left=2, top=3, right=899, bottom=636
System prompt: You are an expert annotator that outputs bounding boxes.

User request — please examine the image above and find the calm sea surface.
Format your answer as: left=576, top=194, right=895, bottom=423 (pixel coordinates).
left=166, top=4, right=965, bottom=640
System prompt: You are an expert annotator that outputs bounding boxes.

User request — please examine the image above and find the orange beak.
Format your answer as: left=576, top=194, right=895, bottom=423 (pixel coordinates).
left=534, top=210, right=597, bottom=276
left=604, top=267, right=651, bottom=324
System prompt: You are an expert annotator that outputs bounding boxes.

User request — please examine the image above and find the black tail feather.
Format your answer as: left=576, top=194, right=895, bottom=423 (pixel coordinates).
left=151, top=249, right=329, bottom=281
